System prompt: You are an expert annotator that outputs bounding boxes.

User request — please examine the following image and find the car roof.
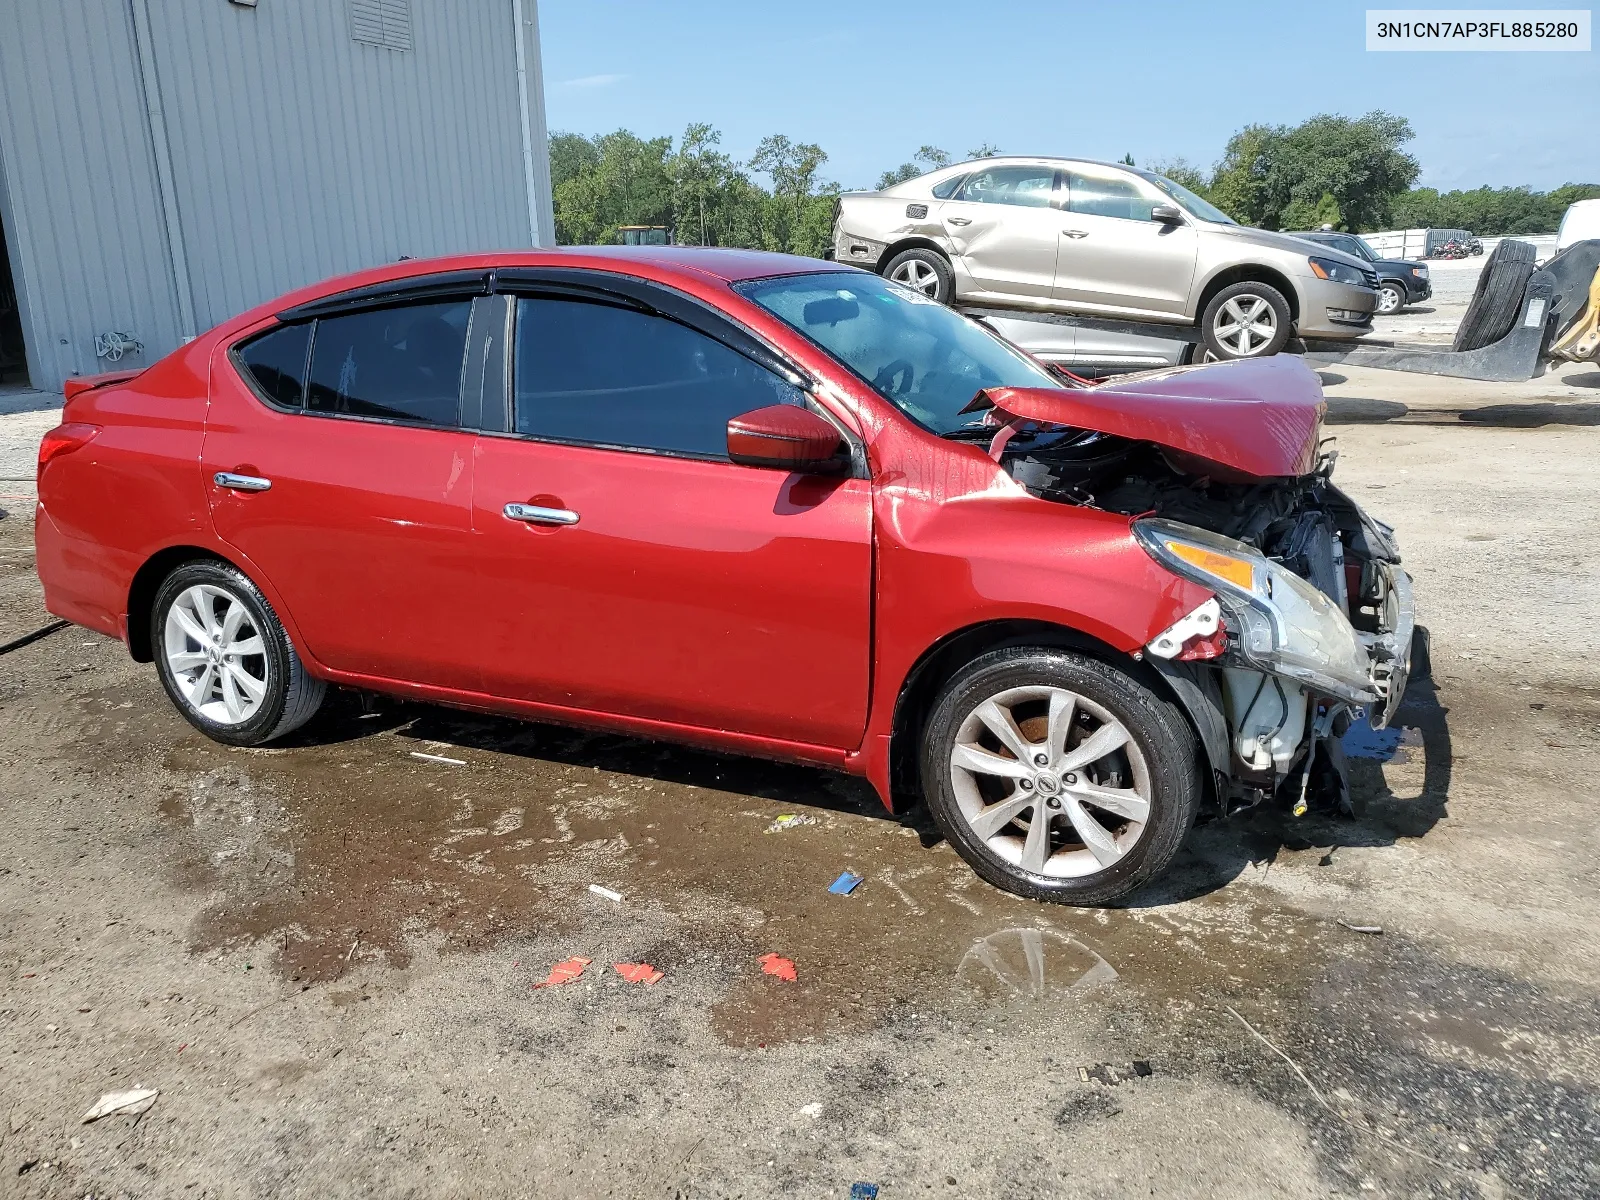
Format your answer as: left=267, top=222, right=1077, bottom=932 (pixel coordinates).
left=219, top=247, right=854, bottom=339
left=932, top=155, right=1146, bottom=174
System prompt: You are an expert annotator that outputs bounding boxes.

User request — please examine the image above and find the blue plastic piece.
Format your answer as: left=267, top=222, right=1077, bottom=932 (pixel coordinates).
left=850, top=1185, right=879, bottom=1200
left=829, top=871, right=864, bottom=895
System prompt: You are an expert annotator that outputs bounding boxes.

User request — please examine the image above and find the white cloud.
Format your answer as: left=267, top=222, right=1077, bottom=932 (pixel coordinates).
left=559, top=73, right=627, bottom=88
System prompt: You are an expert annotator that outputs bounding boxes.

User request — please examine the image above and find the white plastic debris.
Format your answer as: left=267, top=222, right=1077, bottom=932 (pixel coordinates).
left=409, top=751, right=466, bottom=766
left=799, top=1102, right=823, bottom=1119
left=765, top=813, right=819, bottom=834
left=1337, top=919, right=1384, bottom=935
left=82, top=1088, right=158, bottom=1123
left=588, top=884, right=623, bottom=903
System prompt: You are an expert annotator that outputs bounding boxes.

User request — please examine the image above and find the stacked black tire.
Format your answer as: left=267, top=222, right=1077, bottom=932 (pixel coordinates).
left=1452, top=239, right=1537, bottom=352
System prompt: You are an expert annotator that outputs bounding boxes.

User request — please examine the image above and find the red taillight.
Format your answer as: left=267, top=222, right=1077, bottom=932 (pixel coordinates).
left=37, top=423, right=101, bottom=476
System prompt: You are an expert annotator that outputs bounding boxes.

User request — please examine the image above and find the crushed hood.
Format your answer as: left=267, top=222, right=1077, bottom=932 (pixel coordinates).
left=977, top=355, right=1327, bottom=480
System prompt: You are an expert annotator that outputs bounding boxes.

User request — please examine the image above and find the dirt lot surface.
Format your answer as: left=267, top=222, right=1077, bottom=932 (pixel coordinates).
left=1, top=365, right=1597, bottom=1199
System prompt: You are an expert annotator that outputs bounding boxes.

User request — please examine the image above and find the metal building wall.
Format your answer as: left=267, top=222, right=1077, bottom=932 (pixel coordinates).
left=0, top=0, right=552, bottom=394
left=0, top=0, right=189, bottom=391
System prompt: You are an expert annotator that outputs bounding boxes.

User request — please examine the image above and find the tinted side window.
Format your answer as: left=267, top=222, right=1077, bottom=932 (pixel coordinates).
left=957, top=166, right=1056, bottom=208
left=237, top=323, right=310, bottom=409
left=1068, top=171, right=1158, bottom=221
left=513, top=297, right=804, bottom=457
left=306, top=300, right=470, bottom=425
left=930, top=173, right=967, bottom=200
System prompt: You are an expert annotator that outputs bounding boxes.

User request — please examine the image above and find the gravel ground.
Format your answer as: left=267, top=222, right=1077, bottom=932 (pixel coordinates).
left=1, top=367, right=1597, bottom=1199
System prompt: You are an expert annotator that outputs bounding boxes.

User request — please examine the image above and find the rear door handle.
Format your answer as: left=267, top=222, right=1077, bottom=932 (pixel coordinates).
left=503, top=502, right=579, bottom=527
left=947, top=216, right=972, bottom=226
left=1063, top=229, right=1089, bottom=238
left=214, top=472, right=272, bottom=492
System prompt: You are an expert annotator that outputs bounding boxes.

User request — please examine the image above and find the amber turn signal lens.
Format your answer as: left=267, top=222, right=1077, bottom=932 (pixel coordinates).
left=1165, top=541, right=1255, bottom=591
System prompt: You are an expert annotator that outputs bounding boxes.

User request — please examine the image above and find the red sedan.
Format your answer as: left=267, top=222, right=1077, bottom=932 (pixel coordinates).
left=34, top=248, right=1413, bottom=905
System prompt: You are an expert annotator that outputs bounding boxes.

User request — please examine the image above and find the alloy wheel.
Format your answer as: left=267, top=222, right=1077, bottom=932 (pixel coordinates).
left=1377, top=284, right=1403, bottom=314
left=163, top=584, right=270, bottom=725
left=1212, top=294, right=1277, bottom=355
left=948, top=684, right=1152, bottom=878
left=889, top=258, right=941, bottom=297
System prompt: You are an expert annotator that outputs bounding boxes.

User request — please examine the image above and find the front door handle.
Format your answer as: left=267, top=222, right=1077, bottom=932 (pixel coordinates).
left=214, top=472, right=272, bottom=493
left=1063, top=229, right=1089, bottom=239
left=503, top=502, right=579, bottom=527
left=946, top=216, right=972, bottom=226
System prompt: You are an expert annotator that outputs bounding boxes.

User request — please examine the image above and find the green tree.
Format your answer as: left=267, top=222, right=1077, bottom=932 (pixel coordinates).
left=967, top=142, right=1002, bottom=159
left=750, top=134, right=831, bottom=254
left=1146, top=156, right=1211, bottom=196
left=669, top=122, right=729, bottom=246
left=1390, top=182, right=1600, bottom=235
left=1281, top=192, right=1344, bottom=231
left=876, top=145, right=950, bottom=190
left=550, top=129, right=672, bottom=244
left=1208, top=112, right=1419, bottom=230
left=1120, top=153, right=1135, bottom=166
left=548, top=131, right=600, bottom=190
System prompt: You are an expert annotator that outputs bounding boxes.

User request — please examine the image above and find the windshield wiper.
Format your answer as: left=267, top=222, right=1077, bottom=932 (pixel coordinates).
left=939, top=422, right=996, bottom=441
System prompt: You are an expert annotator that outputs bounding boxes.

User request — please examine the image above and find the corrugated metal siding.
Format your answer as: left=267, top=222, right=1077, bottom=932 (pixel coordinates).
left=0, top=0, right=544, bottom=392
left=0, top=0, right=186, bottom=387
left=145, top=0, right=532, bottom=334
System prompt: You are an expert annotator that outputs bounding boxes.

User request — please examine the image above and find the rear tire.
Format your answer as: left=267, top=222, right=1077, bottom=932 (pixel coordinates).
left=152, top=561, right=325, bottom=746
left=919, top=648, right=1202, bottom=906
left=883, top=248, right=955, bottom=304
left=1200, top=281, right=1292, bottom=359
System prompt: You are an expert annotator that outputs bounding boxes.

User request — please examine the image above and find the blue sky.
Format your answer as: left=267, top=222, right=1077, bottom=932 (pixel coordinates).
left=538, top=0, right=1598, bottom=193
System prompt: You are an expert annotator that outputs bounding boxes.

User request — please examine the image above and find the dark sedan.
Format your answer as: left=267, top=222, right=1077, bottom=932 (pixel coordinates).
left=1291, top=230, right=1431, bottom=314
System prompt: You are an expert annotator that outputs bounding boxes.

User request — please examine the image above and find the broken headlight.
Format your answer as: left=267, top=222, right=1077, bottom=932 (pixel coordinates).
left=1133, top=517, right=1377, bottom=704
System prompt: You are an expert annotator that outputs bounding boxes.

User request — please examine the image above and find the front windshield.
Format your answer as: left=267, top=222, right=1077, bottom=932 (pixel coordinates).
left=1137, top=171, right=1237, bottom=226
left=1351, top=236, right=1380, bottom=262
left=734, top=271, right=1059, bottom=435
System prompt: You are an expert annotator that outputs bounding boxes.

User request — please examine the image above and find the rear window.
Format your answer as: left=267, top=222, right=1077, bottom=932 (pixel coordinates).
left=237, top=323, right=310, bottom=409
left=305, top=300, right=471, bottom=426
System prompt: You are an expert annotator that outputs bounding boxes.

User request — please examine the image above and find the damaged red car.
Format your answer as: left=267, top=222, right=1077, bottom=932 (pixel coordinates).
left=34, top=249, right=1413, bottom=905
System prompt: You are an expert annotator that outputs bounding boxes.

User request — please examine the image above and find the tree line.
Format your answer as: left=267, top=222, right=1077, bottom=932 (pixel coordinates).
left=1149, top=111, right=1597, bottom=236
left=550, top=113, right=1597, bottom=248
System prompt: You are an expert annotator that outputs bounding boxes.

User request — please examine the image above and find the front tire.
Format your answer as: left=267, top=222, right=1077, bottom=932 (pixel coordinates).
left=1200, top=281, right=1292, bottom=359
left=1376, top=281, right=1406, bottom=315
left=152, top=561, right=325, bottom=746
left=882, top=248, right=955, bottom=304
left=919, top=648, right=1202, bottom=906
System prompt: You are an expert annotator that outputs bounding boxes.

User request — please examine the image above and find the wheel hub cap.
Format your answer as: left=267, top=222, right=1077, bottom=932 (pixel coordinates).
left=948, top=684, right=1153, bottom=879
left=163, top=583, right=270, bottom=727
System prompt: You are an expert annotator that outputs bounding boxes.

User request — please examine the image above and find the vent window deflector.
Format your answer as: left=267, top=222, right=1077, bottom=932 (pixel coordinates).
left=275, top=270, right=493, bottom=322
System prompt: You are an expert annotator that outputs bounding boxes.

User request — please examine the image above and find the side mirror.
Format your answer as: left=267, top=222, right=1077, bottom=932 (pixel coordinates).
left=727, top=405, right=848, bottom=473
left=1150, top=204, right=1184, bottom=224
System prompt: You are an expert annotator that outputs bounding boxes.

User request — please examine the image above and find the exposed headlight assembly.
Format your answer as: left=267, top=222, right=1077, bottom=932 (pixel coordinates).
left=1134, top=518, right=1377, bottom=704
left=1307, top=255, right=1368, bottom=287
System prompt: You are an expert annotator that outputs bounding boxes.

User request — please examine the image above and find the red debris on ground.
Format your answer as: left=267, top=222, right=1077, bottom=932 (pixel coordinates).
left=613, top=962, right=664, bottom=986
left=758, top=953, right=797, bottom=982
left=531, top=956, right=591, bottom=989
